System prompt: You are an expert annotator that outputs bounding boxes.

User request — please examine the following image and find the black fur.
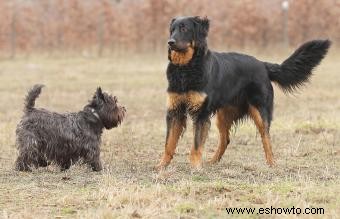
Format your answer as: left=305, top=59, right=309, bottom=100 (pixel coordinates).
left=159, top=16, right=330, bottom=168
left=167, top=16, right=331, bottom=125
left=15, top=85, right=125, bottom=172
left=265, top=40, right=331, bottom=92
left=24, top=84, right=44, bottom=113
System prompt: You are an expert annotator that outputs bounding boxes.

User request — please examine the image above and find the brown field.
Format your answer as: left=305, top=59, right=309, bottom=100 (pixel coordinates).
left=0, top=50, right=339, bottom=218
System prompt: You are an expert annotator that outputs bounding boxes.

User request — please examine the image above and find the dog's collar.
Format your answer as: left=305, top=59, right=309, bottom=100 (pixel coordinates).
left=90, top=108, right=100, bottom=120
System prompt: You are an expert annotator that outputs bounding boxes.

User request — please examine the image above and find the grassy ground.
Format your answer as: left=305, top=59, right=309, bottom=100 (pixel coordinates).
left=0, top=50, right=339, bottom=218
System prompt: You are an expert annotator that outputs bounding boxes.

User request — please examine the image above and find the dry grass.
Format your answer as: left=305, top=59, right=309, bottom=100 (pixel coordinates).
left=0, top=50, right=339, bottom=218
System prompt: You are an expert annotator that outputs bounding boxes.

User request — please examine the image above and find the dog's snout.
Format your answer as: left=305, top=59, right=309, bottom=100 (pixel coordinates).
left=168, top=39, right=176, bottom=46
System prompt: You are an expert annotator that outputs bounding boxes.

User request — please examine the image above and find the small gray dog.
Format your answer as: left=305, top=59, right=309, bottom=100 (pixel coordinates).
left=15, top=84, right=125, bottom=171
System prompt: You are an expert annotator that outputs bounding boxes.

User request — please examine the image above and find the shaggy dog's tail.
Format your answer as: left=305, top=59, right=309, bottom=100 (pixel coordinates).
left=24, top=84, right=44, bottom=113
left=264, top=39, right=331, bottom=92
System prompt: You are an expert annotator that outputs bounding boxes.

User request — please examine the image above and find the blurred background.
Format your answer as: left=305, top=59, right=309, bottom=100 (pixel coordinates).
left=0, top=0, right=339, bottom=58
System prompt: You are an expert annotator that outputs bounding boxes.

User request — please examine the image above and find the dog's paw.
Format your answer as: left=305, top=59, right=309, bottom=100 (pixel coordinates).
left=154, top=154, right=172, bottom=171
left=15, top=162, right=32, bottom=172
left=207, top=156, right=221, bottom=166
left=154, top=162, right=168, bottom=172
left=267, top=159, right=276, bottom=167
left=15, top=166, right=32, bottom=172
left=191, top=162, right=203, bottom=170
left=91, top=162, right=103, bottom=171
left=190, top=162, right=203, bottom=173
left=189, top=157, right=203, bottom=171
left=189, top=150, right=203, bottom=170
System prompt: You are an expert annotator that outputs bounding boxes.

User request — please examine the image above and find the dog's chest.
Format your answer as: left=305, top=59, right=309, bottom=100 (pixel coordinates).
left=167, top=65, right=206, bottom=93
left=167, top=91, right=207, bottom=112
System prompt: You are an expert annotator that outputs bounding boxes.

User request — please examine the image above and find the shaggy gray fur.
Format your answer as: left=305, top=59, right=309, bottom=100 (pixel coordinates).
left=15, top=84, right=125, bottom=171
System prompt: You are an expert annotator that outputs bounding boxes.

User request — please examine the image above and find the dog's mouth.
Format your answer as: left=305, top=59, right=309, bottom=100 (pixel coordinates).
left=168, top=45, right=188, bottom=52
left=168, top=42, right=192, bottom=52
left=115, top=106, right=126, bottom=125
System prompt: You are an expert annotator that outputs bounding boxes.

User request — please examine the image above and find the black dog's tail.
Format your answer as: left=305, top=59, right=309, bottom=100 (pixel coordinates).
left=24, top=84, right=44, bottom=113
left=264, top=39, right=331, bottom=92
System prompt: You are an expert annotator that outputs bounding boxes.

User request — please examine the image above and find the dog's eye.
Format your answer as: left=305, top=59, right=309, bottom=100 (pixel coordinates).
left=180, top=26, right=187, bottom=32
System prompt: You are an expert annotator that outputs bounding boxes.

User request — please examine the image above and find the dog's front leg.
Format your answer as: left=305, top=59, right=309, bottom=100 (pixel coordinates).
left=190, top=118, right=210, bottom=169
left=85, top=146, right=102, bottom=171
left=155, top=109, right=186, bottom=171
left=90, top=159, right=102, bottom=171
left=89, top=152, right=102, bottom=171
left=60, top=160, right=71, bottom=171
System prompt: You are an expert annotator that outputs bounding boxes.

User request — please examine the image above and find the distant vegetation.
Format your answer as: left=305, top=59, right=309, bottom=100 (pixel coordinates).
left=0, top=0, right=338, bottom=57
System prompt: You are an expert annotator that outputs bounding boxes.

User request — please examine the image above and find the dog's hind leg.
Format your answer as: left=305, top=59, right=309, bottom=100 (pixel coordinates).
left=60, top=160, right=71, bottom=171
left=248, top=105, right=275, bottom=166
left=15, top=154, right=32, bottom=171
left=37, top=156, right=48, bottom=167
left=156, top=110, right=187, bottom=170
left=190, top=118, right=211, bottom=169
left=208, top=108, right=234, bottom=164
left=15, top=133, right=41, bottom=171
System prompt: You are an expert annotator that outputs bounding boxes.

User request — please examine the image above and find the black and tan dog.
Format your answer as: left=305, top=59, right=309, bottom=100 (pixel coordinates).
left=156, top=16, right=330, bottom=170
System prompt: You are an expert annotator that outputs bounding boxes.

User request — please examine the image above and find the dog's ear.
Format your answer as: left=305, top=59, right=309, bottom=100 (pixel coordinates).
left=169, top=17, right=176, bottom=32
left=192, top=16, right=210, bottom=44
left=95, top=87, right=105, bottom=100
left=170, top=17, right=176, bottom=26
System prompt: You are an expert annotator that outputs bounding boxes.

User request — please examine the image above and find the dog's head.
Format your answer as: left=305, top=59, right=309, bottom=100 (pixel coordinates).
left=88, top=87, right=125, bottom=129
left=168, top=16, right=210, bottom=65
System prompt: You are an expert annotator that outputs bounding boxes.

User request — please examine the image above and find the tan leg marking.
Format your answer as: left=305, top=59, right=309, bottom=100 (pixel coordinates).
left=190, top=146, right=203, bottom=169
left=186, top=91, right=207, bottom=112
left=163, top=90, right=207, bottom=170
left=248, top=106, right=275, bottom=166
left=167, top=91, right=207, bottom=112
left=156, top=118, right=186, bottom=170
left=209, top=106, right=239, bottom=164
left=167, top=92, right=184, bottom=110
left=190, top=120, right=210, bottom=169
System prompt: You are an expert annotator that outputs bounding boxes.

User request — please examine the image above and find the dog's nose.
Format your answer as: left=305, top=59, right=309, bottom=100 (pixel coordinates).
left=167, top=39, right=176, bottom=46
